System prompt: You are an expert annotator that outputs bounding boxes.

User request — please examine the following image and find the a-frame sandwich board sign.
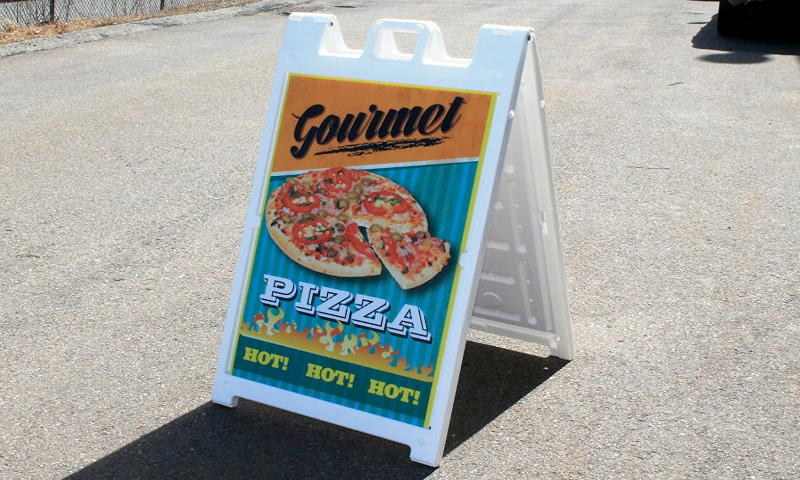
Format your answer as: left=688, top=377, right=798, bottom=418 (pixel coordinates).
left=212, top=13, right=573, bottom=467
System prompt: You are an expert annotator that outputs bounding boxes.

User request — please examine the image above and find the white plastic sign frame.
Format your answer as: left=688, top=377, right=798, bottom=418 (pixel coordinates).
left=212, top=13, right=573, bottom=467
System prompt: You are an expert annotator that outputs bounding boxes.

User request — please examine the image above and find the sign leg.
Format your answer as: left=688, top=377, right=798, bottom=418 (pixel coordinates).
left=211, top=384, right=239, bottom=408
left=409, top=444, right=440, bottom=467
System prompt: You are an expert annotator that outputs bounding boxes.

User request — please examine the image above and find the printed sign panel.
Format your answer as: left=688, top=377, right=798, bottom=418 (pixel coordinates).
left=227, top=74, right=495, bottom=427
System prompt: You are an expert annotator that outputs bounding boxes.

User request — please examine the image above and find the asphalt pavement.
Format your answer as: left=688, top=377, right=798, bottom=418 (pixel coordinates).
left=1, top=0, right=799, bottom=478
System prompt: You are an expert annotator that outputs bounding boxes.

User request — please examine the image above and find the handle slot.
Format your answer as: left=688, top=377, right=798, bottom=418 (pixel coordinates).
left=361, top=20, right=445, bottom=63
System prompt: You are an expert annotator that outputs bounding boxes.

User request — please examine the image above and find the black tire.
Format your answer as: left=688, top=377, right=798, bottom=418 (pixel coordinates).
left=717, top=0, right=745, bottom=36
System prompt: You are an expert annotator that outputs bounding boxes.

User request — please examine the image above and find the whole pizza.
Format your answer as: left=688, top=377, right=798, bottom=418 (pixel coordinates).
left=266, top=167, right=450, bottom=289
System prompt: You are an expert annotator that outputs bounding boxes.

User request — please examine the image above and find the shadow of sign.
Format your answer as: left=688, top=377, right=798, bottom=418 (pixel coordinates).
left=65, top=341, right=568, bottom=480
left=692, top=13, right=800, bottom=64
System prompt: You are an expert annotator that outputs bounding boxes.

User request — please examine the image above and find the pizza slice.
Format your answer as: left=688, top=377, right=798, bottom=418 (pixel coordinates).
left=366, top=226, right=450, bottom=290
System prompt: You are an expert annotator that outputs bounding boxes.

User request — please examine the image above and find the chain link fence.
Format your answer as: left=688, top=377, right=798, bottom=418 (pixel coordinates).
left=1, top=0, right=207, bottom=28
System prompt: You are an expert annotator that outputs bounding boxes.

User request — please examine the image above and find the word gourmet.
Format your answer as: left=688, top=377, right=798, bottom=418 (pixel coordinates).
left=289, top=96, right=466, bottom=159
left=260, top=274, right=433, bottom=343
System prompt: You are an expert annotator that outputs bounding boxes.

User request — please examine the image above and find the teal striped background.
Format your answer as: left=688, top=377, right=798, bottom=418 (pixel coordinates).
left=233, top=160, right=478, bottom=425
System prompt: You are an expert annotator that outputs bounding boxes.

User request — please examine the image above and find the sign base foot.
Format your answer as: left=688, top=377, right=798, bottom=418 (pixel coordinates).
left=211, top=390, right=239, bottom=408
left=409, top=445, right=440, bottom=467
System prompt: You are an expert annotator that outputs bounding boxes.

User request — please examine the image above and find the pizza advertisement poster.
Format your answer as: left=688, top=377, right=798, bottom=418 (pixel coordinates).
left=226, top=74, right=496, bottom=427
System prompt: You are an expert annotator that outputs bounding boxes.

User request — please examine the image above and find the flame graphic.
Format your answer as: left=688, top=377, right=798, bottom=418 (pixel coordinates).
left=239, top=308, right=434, bottom=382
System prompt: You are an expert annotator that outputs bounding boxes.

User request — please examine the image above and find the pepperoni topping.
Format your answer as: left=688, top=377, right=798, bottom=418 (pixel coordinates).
left=364, top=190, right=410, bottom=216
left=345, top=223, right=373, bottom=257
left=283, top=185, right=320, bottom=213
left=291, top=217, right=332, bottom=245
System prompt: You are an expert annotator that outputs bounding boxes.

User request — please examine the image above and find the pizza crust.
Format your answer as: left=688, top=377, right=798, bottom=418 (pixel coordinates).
left=367, top=229, right=451, bottom=290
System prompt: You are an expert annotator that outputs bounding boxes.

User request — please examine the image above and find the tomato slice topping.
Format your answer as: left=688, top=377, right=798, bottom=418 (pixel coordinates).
left=283, top=185, right=320, bottom=213
left=380, top=232, right=412, bottom=270
left=320, top=167, right=353, bottom=193
left=345, top=223, right=373, bottom=257
left=291, top=217, right=332, bottom=245
left=364, top=190, right=409, bottom=216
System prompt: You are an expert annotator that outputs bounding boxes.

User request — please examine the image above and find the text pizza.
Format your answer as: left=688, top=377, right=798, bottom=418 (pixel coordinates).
left=260, top=274, right=432, bottom=343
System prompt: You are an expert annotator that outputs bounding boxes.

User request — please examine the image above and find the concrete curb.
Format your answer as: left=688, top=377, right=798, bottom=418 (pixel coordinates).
left=0, top=0, right=303, bottom=58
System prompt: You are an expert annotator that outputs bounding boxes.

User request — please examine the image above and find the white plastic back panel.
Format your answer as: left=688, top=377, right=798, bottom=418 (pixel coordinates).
left=470, top=41, right=573, bottom=360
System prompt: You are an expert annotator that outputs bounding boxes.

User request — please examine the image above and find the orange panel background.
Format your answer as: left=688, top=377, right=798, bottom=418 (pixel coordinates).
left=271, top=75, right=495, bottom=173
